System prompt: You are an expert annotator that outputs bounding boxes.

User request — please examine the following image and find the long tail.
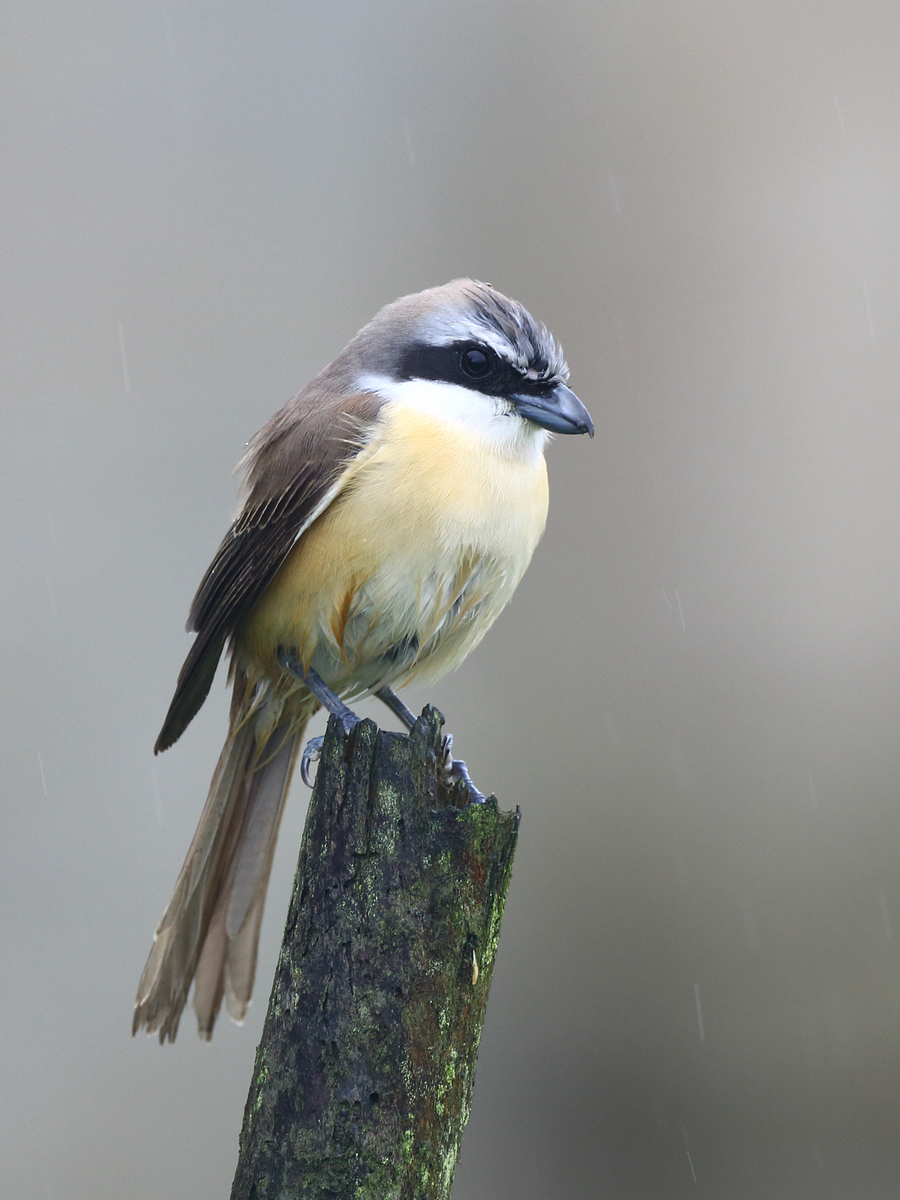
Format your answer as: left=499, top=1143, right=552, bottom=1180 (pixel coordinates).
left=134, top=680, right=306, bottom=1042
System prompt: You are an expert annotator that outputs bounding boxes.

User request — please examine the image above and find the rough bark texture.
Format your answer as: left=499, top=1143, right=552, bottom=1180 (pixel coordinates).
left=230, top=706, right=519, bottom=1200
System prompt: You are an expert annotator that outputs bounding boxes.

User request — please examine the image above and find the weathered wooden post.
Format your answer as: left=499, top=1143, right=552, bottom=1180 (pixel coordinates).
left=230, top=706, right=519, bottom=1199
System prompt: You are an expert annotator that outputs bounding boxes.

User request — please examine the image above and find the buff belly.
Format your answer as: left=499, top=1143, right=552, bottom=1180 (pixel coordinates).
left=235, top=402, right=550, bottom=701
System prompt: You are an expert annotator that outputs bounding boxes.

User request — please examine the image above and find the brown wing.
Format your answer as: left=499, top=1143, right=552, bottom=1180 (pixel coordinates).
left=154, top=390, right=382, bottom=754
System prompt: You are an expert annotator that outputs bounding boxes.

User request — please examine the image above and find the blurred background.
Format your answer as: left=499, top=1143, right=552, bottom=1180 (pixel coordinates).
left=4, top=2, right=900, bottom=1196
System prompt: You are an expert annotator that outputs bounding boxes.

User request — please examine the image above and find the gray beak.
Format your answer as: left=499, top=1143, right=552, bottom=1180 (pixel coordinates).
left=512, top=384, right=594, bottom=437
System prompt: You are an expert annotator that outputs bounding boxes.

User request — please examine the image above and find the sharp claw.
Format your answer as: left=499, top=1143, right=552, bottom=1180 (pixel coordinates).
left=300, top=736, right=325, bottom=788
left=438, top=734, right=484, bottom=802
left=439, top=750, right=485, bottom=805
left=440, top=734, right=454, bottom=774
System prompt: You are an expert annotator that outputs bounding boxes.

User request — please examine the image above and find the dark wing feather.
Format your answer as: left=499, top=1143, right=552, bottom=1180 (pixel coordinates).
left=154, top=390, right=382, bottom=754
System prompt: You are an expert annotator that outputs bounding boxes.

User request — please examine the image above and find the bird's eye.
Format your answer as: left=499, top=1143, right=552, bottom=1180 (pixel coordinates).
left=459, top=346, right=494, bottom=380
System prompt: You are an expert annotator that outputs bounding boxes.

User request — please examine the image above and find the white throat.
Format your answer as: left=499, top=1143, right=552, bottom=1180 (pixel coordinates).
left=357, top=374, right=550, bottom=461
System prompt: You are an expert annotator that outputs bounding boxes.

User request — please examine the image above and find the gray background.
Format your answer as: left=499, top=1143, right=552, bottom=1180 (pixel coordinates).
left=4, top=2, right=900, bottom=1197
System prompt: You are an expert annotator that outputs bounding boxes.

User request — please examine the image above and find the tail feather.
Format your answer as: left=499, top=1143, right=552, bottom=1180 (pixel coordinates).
left=191, top=874, right=231, bottom=1040
left=223, top=887, right=269, bottom=1023
left=134, top=687, right=305, bottom=1043
left=226, top=723, right=297, bottom=939
left=200, top=724, right=297, bottom=1033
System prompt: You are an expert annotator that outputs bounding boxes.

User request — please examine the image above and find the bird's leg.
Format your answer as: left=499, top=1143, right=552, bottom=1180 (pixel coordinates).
left=278, top=649, right=358, bottom=728
left=374, top=685, right=417, bottom=731
left=375, top=685, right=485, bottom=804
left=277, top=650, right=360, bottom=786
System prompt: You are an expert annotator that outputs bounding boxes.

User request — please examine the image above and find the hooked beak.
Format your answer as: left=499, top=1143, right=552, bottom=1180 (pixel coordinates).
left=512, top=383, right=594, bottom=437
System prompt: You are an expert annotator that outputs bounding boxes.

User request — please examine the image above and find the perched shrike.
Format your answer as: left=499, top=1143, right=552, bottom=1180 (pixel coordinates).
left=134, top=279, right=593, bottom=1042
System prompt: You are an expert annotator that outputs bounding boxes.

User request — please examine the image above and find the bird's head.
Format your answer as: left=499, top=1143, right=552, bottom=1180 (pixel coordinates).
left=346, top=279, right=594, bottom=446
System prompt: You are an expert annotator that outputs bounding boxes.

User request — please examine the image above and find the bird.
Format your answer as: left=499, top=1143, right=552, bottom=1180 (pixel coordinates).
left=133, top=279, right=593, bottom=1042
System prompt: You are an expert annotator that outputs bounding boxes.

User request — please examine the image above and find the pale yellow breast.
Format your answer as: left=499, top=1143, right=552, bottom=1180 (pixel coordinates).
left=238, top=402, right=550, bottom=695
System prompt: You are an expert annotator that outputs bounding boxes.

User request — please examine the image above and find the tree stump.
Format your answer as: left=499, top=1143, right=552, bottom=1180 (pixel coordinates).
left=230, top=706, right=519, bottom=1200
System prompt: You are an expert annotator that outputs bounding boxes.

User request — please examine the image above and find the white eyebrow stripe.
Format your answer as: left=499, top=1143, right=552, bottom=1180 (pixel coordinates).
left=421, top=322, right=521, bottom=362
